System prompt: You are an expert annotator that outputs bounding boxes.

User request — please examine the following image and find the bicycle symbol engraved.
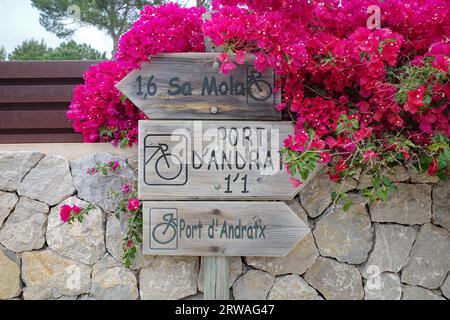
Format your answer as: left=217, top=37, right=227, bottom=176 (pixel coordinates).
left=150, top=208, right=178, bottom=250
left=146, top=143, right=183, bottom=180
left=247, top=71, right=273, bottom=102
left=144, top=134, right=188, bottom=186
left=152, top=213, right=178, bottom=245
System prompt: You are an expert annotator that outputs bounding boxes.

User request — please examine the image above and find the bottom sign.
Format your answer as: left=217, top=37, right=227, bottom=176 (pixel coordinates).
left=143, top=202, right=309, bottom=257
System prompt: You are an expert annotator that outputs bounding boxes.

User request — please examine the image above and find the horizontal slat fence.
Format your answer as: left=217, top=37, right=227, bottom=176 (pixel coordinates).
left=0, top=61, right=99, bottom=143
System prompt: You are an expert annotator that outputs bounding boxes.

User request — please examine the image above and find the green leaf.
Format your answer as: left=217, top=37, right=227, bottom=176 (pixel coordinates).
left=343, top=201, right=352, bottom=212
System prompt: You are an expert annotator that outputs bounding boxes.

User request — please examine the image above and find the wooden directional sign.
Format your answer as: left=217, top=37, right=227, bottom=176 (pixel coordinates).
left=143, top=201, right=309, bottom=256
left=116, top=53, right=280, bottom=120
left=138, top=120, right=302, bottom=200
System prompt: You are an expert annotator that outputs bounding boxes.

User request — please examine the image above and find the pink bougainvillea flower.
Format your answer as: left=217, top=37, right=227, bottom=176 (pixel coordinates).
left=122, top=183, right=132, bottom=194
left=221, top=61, right=237, bottom=74
left=290, top=178, right=302, bottom=188
left=428, top=158, right=438, bottom=177
left=109, top=161, right=120, bottom=172
left=404, top=86, right=426, bottom=114
left=335, top=160, right=348, bottom=173
left=328, top=172, right=341, bottom=183
left=127, top=198, right=140, bottom=212
left=216, top=52, right=229, bottom=63
left=235, top=50, right=246, bottom=64
left=127, top=240, right=134, bottom=248
left=60, top=205, right=81, bottom=223
left=60, top=205, right=72, bottom=223
left=276, top=103, right=287, bottom=111
left=362, top=150, right=379, bottom=163
left=72, top=205, right=81, bottom=214
left=320, top=152, right=331, bottom=164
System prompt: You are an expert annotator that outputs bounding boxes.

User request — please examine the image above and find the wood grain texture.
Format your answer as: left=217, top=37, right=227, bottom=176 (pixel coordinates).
left=0, top=110, right=72, bottom=129
left=138, top=120, right=302, bottom=200
left=0, top=85, right=76, bottom=103
left=142, top=201, right=310, bottom=257
left=116, top=53, right=281, bottom=120
left=0, top=131, right=82, bottom=144
left=203, top=257, right=230, bottom=300
left=0, top=61, right=97, bottom=79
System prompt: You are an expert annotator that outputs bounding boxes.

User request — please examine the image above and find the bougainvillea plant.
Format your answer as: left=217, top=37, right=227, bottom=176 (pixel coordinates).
left=68, top=0, right=449, bottom=239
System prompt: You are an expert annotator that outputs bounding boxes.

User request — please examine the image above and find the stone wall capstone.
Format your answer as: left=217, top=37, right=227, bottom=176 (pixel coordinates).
left=0, top=150, right=449, bottom=300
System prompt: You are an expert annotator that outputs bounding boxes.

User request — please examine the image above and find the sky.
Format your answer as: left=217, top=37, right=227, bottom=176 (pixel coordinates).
left=0, top=0, right=197, bottom=59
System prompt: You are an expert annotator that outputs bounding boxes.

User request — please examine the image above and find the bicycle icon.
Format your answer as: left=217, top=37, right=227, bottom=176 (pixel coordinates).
left=247, top=71, right=273, bottom=102
left=143, top=134, right=188, bottom=186
left=152, top=213, right=178, bottom=245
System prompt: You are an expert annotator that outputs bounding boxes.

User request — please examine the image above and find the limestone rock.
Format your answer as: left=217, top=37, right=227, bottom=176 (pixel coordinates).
left=126, top=155, right=139, bottom=172
left=71, top=153, right=133, bottom=212
left=46, top=197, right=105, bottom=265
left=245, top=232, right=318, bottom=276
left=183, top=293, right=205, bottom=300
left=0, top=152, right=45, bottom=192
left=401, top=223, right=450, bottom=289
left=198, top=257, right=242, bottom=292
left=359, top=224, right=416, bottom=278
left=91, top=254, right=139, bottom=300
left=370, top=183, right=431, bottom=225
left=313, top=195, right=373, bottom=264
left=364, top=273, right=402, bottom=300
left=0, top=197, right=48, bottom=252
left=299, top=171, right=357, bottom=218
left=232, top=270, right=274, bottom=300
left=286, top=199, right=309, bottom=226
left=0, top=245, right=21, bottom=299
left=402, top=285, right=445, bottom=300
left=139, top=256, right=199, bottom=300
left=357, top=166, right=409, bottom=190
left=17, top=155, right=75, bottom=206
left=106, top=214, right=153, bottom=269
left=441, top=275, right=450, bottom=299
left=0, top=191, right=18, bottom=228
left=407, top=166, right=439, bottom=183
left=432, top=180, right=450, bottom=231
left=268, top=275, right=320, bottom=300
left=304, top=257, right=364, bottom=300
left=21, top=250, right=92, bottom=300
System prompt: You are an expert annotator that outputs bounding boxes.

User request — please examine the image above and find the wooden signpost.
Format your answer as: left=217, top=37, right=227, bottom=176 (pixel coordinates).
left=143, top=202, right=309, bottom=257
left=138, top=120, right=303, bottom=200
left=116, top=53, right=280, bottom=120
left=116, top=14, right=311, bottom=300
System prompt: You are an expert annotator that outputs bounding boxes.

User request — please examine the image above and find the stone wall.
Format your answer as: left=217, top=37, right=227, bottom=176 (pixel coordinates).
left=0, top=150, right=449, bottom=300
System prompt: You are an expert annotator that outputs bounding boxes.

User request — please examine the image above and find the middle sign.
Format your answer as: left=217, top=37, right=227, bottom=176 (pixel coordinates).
left=139, top=120, right=301, bottom=200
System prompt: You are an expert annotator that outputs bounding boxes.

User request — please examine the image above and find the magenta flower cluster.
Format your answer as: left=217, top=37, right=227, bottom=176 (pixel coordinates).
left=68, top=3, right=206, bottom=146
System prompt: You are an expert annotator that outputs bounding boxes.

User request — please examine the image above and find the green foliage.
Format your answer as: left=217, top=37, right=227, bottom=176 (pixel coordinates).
left=8, top=39, right=49, bottom=61
left=46, top=41, right=106, bottom=60
left=394, top=60, right=449, bottom=106
left=31, top=0, right=166, bottom=51
left=0, top=46, right=6, bottom=61
left=8, top=39, right=106, bottom=61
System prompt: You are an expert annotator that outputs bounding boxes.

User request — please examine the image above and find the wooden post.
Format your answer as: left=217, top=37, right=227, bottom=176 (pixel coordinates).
left=202, top=11, right=230, bottom=301
left=203, top=256, right=230, bottom=300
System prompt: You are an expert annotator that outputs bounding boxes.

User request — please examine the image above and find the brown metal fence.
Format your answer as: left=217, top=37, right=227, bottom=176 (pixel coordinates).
left=0, top=60, right=99, bottom=144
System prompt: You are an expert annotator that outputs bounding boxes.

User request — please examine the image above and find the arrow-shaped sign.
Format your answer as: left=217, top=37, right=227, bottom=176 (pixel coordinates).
left=143, top=201, right=309, bottom=257
left=116, top=53, right=280, bottom=120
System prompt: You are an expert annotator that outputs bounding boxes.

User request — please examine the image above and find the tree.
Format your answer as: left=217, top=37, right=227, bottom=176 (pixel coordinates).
left=31, top=0, right=165, bottom=53
left=8, top=39, right=106, bottom=60
left=8, top=39, right=49, bottom=60
left=0, top=46, right=6, bottom=61
left=46, top=41, right=106, bottom=60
